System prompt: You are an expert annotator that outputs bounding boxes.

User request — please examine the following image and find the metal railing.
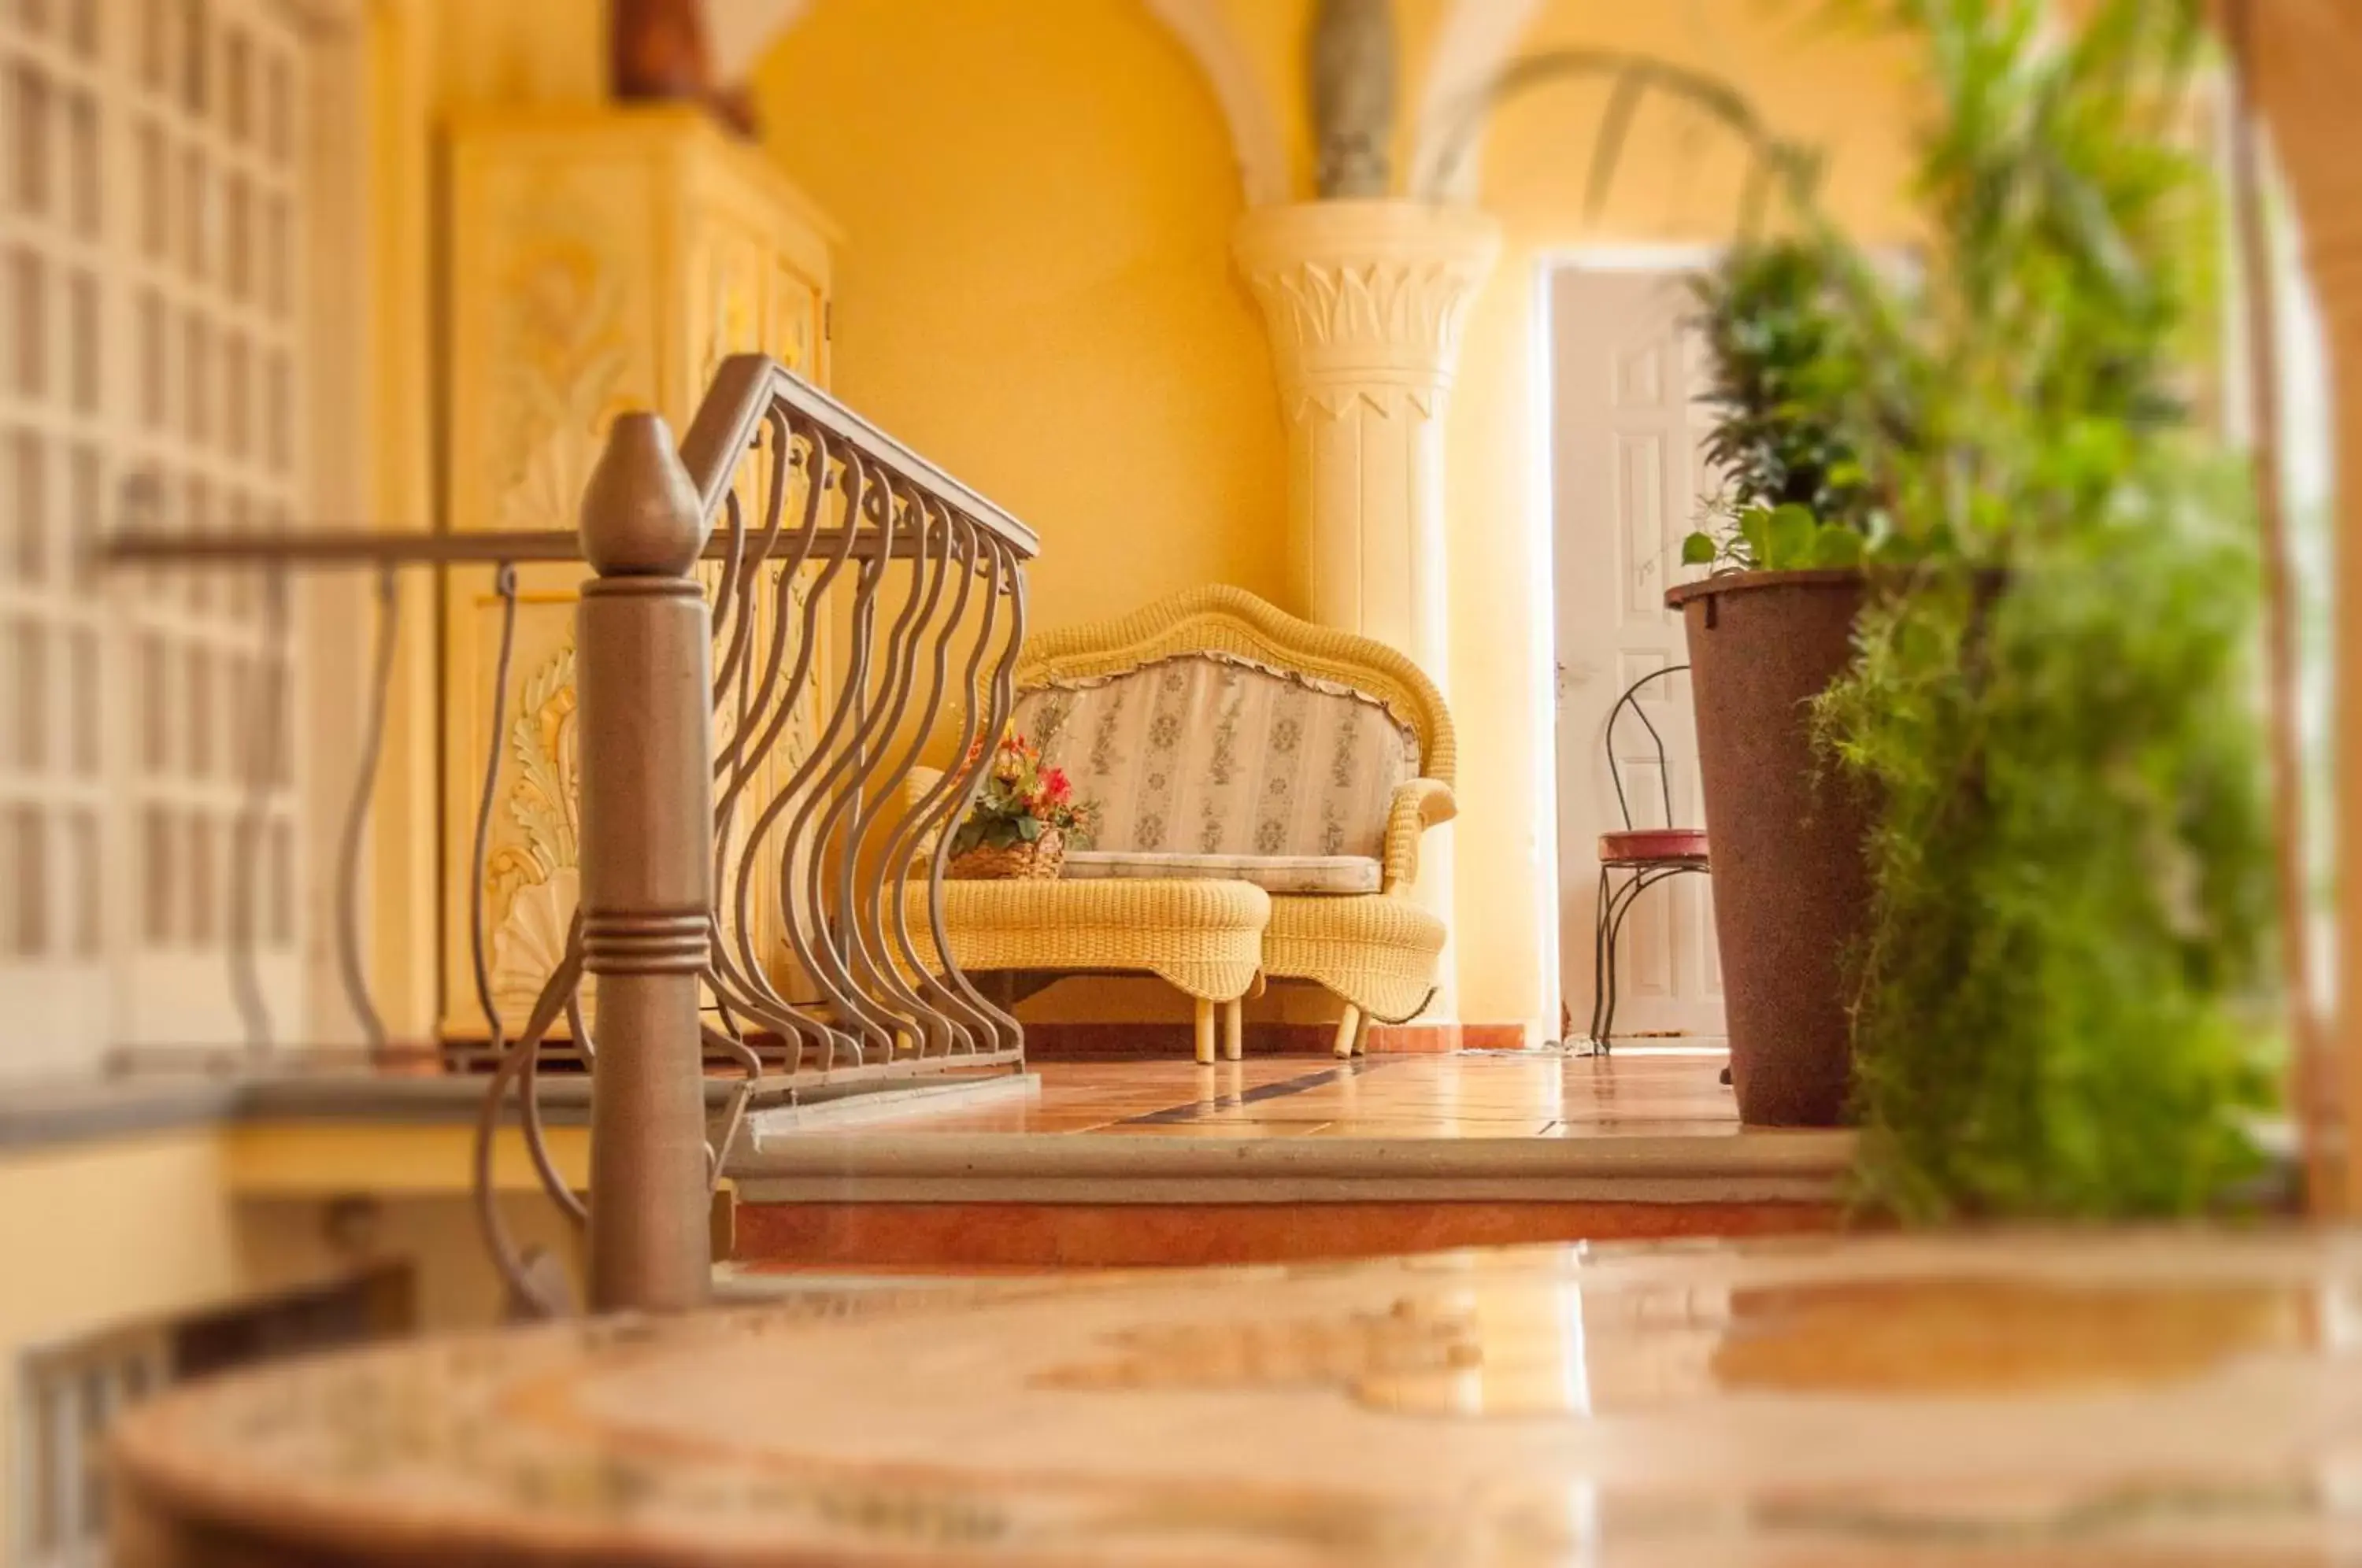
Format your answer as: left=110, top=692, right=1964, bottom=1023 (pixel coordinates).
left=106, top=356, right=1038, bottom=1312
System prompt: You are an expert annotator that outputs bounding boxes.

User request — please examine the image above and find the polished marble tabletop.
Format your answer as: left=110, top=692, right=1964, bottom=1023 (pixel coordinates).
left=113, top=1228, right=2362, bottom=1565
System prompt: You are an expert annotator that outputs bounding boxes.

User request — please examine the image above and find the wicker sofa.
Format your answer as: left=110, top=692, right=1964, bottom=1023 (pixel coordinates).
left=902, top=585, right=1454, bottom=1062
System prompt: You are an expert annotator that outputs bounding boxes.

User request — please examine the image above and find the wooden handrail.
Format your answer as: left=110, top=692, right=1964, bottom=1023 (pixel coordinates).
left=679, top=355, right=1040, bottom=555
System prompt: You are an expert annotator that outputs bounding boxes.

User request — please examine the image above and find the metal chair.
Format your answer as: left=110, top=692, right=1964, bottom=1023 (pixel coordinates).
left=1590, top=664, right=1710, bottom=1052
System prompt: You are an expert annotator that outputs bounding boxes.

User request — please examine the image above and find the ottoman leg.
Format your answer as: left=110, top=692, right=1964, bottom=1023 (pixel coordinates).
left=1222, top=997, right=1244, bottom=1061
left=1332, top=1004, right=1362, bottom=1060
left=1193, top=997, right=1217, bottom=1065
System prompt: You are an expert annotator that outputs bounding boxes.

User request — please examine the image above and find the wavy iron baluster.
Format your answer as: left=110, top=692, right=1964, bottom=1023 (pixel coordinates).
left=705, top=415, right=835, bottom=1067
left=332, top=564, right=398, bottom=1060
left=818, top=480, right=959, bottom=1054
left=725, top=430, right=867, bottom=1067
left=468, top=563, right=522, bottom=1066
left=228, top=565, right=291, bottom=1058
left=775, top=453, right=901, bottom=1064
left=871, top=509, right=989, bottom=1054
left=925, top=535, right=1030, bottom=1055
left=892, top=525, right=1024, bottom=1052
left=473, top=915, right=587, bottom=1321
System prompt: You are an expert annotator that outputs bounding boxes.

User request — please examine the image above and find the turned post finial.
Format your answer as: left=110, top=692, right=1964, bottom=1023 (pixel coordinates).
left=579, top=412, right=705, bottom=578
left=574, top=404, right=717, bottom=1313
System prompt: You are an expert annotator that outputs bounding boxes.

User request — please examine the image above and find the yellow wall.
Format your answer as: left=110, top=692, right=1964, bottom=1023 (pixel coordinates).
left=0, top=1133, right=242, bottom=1364
left=425, top=0, right=605, bottom=110
left=0, top=1134, right=237, bottom=1548
left=747, top=0, right=1290, bottom=636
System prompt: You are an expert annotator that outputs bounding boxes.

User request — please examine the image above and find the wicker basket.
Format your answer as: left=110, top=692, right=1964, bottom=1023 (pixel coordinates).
left=947, top=827, right=1065, bottom=881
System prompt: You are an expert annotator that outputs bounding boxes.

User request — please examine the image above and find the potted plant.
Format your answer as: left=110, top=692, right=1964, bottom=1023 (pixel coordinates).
left=1807, top=0, right=2275, bottom=1219
left=1674, top=0, right=2279, bottom=1211
left=947, top=734, right=1099, bottom=881
left=1667, top=235, right=1887, bottom=1126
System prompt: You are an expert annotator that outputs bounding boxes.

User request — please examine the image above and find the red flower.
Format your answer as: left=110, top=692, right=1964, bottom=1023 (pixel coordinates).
left=1041, top=767, right=1072, bottom=805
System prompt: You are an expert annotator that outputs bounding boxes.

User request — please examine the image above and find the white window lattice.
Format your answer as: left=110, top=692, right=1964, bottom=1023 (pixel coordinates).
left=0, top=0, right=312, bottom=1076
left=13, top=1324, right=168, bottom=1568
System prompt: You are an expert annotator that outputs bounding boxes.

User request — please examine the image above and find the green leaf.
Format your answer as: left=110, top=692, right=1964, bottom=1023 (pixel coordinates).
left=1806, top=523, right=1866, bottom=567
left=1680, top=531, right=1719, bottom=566
left=1869, top=531, right=1919, bottom=566
left=1764, top=502, right=1817, bottom=568
left=1738, top=505, right=1774, bottom=566
left=1015, top=815, right=1042, bottom=843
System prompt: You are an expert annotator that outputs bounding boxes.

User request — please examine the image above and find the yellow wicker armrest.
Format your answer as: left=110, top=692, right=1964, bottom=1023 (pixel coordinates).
left=1380, top=778, right=1456, bottom=895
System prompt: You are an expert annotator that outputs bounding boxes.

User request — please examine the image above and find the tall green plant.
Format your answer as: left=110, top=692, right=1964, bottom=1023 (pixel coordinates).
left=1812, top=0, right=2279, bottom=1219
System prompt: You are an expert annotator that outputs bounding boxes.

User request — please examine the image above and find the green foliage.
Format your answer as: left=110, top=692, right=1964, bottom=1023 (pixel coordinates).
left=1800, top=0, right=2279, bottom=1219
left=1686, top=501, right=1868, bottom=571
left=1679, top=239, right=1887, bottom=571
left=1819, top=474, right=2277, bottom=1220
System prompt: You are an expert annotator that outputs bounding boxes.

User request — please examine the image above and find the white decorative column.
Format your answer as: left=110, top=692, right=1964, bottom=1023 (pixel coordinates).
left=1235, top=199, right=1498, bottom=1021
left=2242, top=2, right=2362, bottom=1215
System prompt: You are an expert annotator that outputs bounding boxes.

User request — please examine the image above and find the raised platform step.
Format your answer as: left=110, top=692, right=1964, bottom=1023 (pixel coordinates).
left=728, top=1191, right=1842, bottom=1270
left=724, top=1053, right=1849, bottom=1268
left=731, top=1126, right=1850, bottom=1206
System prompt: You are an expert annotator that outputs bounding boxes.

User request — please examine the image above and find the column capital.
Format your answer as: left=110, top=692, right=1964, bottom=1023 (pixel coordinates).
left=1234, top=200, right=1501, bottom=417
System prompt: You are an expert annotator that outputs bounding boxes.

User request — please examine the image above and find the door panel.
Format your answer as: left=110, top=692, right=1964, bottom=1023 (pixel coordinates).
left=1551, top=264, right=1725, bottom=1042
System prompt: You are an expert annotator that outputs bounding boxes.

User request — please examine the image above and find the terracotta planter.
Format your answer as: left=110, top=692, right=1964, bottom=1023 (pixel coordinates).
left=1664, top=569, right=1871, bottom=1127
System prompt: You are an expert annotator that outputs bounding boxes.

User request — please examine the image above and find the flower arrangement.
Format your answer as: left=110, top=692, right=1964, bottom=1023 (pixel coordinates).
left=947, top=734, right=1100, bottom=878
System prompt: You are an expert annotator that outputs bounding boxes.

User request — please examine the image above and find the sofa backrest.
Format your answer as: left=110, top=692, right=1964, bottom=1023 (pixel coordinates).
left=1016, top=653, right=1417, bottom=860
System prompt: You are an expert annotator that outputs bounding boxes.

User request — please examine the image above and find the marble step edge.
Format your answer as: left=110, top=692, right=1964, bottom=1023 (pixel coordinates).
left=0, top=1065, right=1036, bottom=1151
left=726, top=1130, right=1856, bottom=1206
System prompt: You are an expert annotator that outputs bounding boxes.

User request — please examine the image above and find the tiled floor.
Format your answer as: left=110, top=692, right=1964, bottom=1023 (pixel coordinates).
left=849, top=1048, right=1740, bottom=1140
left=128, top=1227, right=2362, bottom=1564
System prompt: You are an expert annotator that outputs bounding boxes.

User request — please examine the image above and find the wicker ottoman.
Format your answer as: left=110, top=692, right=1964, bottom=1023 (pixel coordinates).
left=900, top=877, right=1270, bottom=1062
left=1263, top=892, right=1448, bottom=1056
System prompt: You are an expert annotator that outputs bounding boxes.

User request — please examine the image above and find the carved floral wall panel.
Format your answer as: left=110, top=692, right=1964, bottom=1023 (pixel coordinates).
left=439, top=107, right=834, bottom=1038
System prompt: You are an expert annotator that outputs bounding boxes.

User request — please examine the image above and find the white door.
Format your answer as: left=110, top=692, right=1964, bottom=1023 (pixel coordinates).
left=1549, top=261, right=1724, bottom=1045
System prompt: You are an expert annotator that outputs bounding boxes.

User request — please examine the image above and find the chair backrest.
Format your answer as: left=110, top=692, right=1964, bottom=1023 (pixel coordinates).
left=1605, top=664, right=1689, bottom=831
left=1009, top=586, right=1451, bottom=860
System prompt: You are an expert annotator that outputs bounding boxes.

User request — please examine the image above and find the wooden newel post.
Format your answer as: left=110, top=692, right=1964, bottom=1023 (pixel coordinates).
left=576, top=412, right=715, bottom=1313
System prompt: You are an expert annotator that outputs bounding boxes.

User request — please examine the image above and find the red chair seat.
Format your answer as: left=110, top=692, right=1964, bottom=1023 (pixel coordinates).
left=1597, top=828, right=1709, bottom=864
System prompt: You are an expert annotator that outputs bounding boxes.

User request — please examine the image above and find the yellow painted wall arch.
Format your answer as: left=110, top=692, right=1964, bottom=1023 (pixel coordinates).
left=746, top=0, right=1293, bottom=641
left=717, top=0, right=1291, bottom=205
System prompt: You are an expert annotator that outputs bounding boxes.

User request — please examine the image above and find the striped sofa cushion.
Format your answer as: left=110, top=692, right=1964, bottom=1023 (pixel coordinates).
left=1016, top=653, right=1416, bottom=862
